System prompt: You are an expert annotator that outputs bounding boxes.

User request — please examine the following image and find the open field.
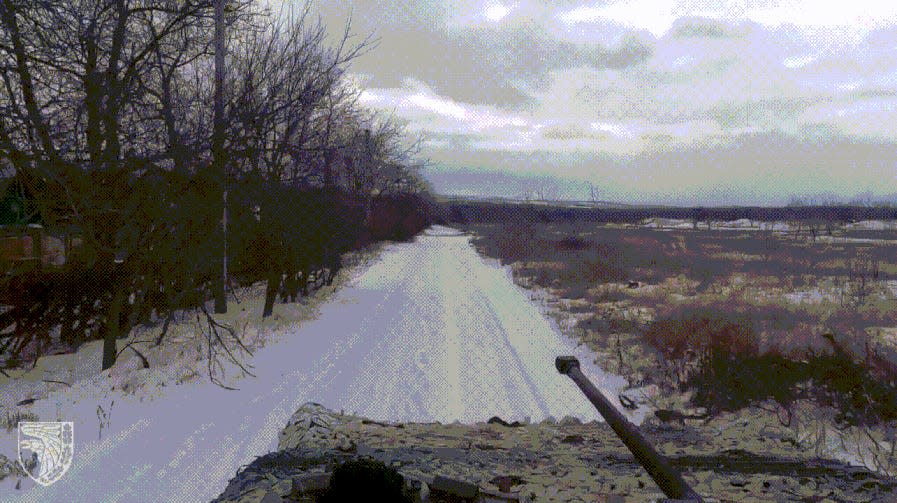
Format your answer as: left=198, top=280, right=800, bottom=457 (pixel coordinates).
left=464, top=218, right=897, bottom=476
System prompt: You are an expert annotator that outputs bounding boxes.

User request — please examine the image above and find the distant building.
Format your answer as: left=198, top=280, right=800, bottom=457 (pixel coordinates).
left=0, top=170, right=77, bottom=268
left=0, top=169, right=73, bottom=229
left=0, top=172, right=41, bottom=226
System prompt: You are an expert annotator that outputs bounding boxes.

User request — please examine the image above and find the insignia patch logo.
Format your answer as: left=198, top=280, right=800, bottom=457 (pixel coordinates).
left=17, top=421, right=74, bottom=486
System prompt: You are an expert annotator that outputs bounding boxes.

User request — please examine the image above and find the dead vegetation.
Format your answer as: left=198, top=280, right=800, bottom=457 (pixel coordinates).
left=467, top=219, right=897, bottom=473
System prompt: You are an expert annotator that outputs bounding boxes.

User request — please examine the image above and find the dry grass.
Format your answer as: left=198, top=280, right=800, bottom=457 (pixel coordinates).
left=2, top=410, right=39, bottom=433
left=467, top=221, right=897, bottom=425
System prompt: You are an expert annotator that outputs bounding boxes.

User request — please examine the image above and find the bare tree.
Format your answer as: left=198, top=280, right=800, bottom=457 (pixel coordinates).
left=589, top=183, right=600, bottom=207
left=212, top=0, right=227, bottom=313
left=0, top=0, right=435, bottom=375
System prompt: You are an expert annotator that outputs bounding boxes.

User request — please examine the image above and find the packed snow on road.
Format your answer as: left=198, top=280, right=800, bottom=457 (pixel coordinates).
left=0, top=226, right=632, bottom=502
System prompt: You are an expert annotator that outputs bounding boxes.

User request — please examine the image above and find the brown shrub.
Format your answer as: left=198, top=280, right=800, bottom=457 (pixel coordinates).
left=554, top=236, right=591, bottom=251
left=644, top=306, right=810, bottom=412
left=644, top=301, right=897, bottom=422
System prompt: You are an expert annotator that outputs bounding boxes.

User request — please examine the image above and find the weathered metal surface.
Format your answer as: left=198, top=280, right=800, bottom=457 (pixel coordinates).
left=556, top=355, right=704, bottom=501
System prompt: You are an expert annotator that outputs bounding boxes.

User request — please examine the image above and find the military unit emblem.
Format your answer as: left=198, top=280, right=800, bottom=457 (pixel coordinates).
left=17, top=421, right=74, bottom=486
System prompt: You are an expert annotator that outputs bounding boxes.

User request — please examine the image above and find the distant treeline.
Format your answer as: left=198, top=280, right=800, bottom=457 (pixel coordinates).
left=0, top=1, right=435, bottom=372
left=447, top=200, right=897, bottom=225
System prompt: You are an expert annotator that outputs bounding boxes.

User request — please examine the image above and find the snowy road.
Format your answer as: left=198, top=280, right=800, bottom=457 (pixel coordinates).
left=3, top=226, right=630, bottom=502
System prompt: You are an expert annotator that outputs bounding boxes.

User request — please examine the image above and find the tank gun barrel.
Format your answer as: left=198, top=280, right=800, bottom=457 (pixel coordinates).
left=556, top=355, right=703, bottom=501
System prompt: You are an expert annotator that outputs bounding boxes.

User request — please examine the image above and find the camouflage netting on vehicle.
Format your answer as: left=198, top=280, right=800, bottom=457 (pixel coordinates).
left=213, top=403, right=897, bottom=503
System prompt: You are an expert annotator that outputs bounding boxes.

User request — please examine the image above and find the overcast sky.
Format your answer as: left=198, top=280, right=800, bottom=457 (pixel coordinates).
left=304, top=1, right=897, bottom=205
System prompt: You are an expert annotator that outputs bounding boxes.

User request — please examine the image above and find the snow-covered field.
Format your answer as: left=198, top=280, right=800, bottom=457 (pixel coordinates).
left=641, top=218, right=897, bottom=235
left=0, top=226, right=629, bottom=502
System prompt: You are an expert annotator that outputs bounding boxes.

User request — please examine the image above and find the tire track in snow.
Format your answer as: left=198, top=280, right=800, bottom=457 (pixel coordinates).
left=4, top=226, right=630, bottom=503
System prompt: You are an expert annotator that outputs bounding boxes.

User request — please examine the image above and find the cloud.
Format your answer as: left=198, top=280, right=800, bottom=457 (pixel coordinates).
left=557, top=1, right=897, bottom=38
left=315, top=2, right=656, bottom=110
left=541, top=123, right=604, bottom=140
left=423, top=131, right=897, bottom=205
left=358, top=79, right=530, bottom=137
left=783, top=53, right=820, bottom=69
left=797, top=96, right=897, bottom=141
left=484, top=3, right=513, bottom=22
left=668, top=16, right=746, bottom=39
left=305, top=1, right=897, bottom=203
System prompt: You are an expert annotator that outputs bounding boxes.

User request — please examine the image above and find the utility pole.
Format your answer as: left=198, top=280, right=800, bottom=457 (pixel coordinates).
left=363, top=129, right=374, bottom=222
left=212, top=0, right=227, bottom=313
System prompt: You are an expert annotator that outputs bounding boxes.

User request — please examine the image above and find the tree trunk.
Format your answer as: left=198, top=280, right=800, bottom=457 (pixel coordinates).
left=60, top=285, right=75, bottom=346
left=281, top=261, right=296, bottom=302
left=263, top=270, right=280, bottom=318
left=212, top=0, right=228, bottom=314
left=0, top=1, right=58, bottom=160
left=102, top=286, right=125, bottom=370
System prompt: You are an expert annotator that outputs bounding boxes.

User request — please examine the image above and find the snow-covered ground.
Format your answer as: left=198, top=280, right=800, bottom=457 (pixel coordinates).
left=844, top=220, right=897, bottom=231
left=641, top=218, right=897, bottom=236
left=0, top=226, right=630, bottom=502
